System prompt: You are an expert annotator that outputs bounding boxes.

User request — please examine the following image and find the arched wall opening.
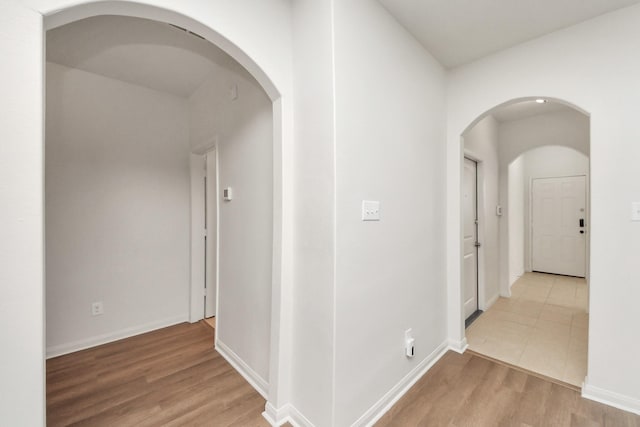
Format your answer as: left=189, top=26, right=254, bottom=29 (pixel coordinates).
left=458, top=96, right=591, bottom=385
left=449, top=96, right=590, bottom=338
left=39, top=1, right=292, bottom=422
left=506, top=145, right=590, bottom=289
left=445, top=14, right=640, bottom=400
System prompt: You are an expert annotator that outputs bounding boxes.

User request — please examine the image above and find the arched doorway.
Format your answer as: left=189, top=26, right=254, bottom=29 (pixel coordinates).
left=460, top=97, right=591, bottom=386
left=0, top=1, right=292, bottom=424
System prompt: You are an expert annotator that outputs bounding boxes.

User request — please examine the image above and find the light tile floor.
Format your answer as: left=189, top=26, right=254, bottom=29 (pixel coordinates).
left=204, top=316, right=216, bottom=329
left=466, top=272, right=588, bottom=386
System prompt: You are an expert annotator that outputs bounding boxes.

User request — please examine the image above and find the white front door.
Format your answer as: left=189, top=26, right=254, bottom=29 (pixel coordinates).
left=463, top=158, right=479, bottom=319
left=532, top=176, right=586, bottom=277
left=205, top=151, right=217, bottom=317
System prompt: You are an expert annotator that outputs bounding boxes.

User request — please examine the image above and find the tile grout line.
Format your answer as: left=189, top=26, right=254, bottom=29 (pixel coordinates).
left=466, top=272, right=588, bottom=387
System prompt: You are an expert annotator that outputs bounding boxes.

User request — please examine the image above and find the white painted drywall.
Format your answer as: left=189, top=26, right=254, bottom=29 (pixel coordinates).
left=46, top=62, right=191, bottom=354
left=463, top=115, right=500, bottom=306
left=0, top=2, right=44, bottom=425
left=31, top=0, right=293, bottom=103
left=499, top=109, right=589, bottom=164
left=521, top=146, right=589, bottom=272
left=333, top=1, right=447, bottom=425
left=507, top=157, right=525, bottom=285
left=447, top=3, right=640, bottom=408
left=189, top=66, right=273, bottom=385
left=289, top=0, right=336, bottom=424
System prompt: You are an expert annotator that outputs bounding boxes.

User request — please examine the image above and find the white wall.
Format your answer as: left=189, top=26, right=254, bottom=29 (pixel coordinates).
left=463, top=115, right=500, bottom=306
left=0, top=2, right=44, bottom=425
left=333, top=1, right=447, bottom=425
left=46, top=62, right=191, bottom=355
left=499, top=109, right=589, bottom=164
left=189, top=66, right=273, bottom=386
left=290, top=0, right=336, bottom=424
left=447, top=3, right=640, bottom=411
left=521, top=146, right=589, bottom=272
left=507, top=157, right=525, bottom=285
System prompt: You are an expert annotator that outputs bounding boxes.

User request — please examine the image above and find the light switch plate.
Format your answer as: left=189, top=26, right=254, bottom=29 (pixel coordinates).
left=632, top=202, right=640, bottom=221
left=362, top=200, right=380, bottom=221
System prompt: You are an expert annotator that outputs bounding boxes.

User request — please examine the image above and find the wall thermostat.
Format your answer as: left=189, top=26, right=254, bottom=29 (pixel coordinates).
left=223, top=187, right=233, bottom=201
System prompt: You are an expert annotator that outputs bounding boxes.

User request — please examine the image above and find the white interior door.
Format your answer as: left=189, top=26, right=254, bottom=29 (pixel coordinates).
left=205, top=151, right=217, bottom=317
left=463, top=158, right=479, bottom=319
left=532, top=176, right=586, bottom=277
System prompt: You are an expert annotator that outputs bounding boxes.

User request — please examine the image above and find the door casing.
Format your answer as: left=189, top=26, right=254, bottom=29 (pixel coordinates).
left=205, top=150, right=218, bottom=318
left=463, top=157, right=479, bottom=319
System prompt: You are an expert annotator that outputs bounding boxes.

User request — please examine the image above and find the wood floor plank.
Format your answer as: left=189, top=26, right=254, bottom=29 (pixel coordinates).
left=49, top=326, right=639, bottom=427
left=375, top=351, right=640, bottom=427
left=46, top=322, right=268, bottom=427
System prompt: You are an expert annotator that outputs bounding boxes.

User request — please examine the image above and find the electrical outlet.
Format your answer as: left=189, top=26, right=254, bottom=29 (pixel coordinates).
left=91, top=301, right=104, bottom=316
left=405, top=328, right=415, bottom=358
left=362, top=200, right=380, bottom=221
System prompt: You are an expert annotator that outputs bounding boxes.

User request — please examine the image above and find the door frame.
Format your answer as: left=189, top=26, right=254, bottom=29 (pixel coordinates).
left=463, top=151, right=487, bottom=313
left=190, top=138, right=220, bottom=327
left=462, top=156, right=479, bottom=319
left=204, top=148, right=219, bottom=319
left=528, top=173, right=589, bottom=278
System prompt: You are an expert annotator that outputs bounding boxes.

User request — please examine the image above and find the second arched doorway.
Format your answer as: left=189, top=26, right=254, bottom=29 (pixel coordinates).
left=462, top=97, right=590, bottom=388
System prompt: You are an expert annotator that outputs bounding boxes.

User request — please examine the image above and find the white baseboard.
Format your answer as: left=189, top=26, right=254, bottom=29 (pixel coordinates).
left=262, top=402, right=314, bottom=427
left=583, top=379, right=640, bottom=415
left=263, top=402, right=288, bottom=426
left=448, top=337, right=468, bottom=354
left=46, top=314, right=189, bottom=358
left=350, top=340, right=449, bottom=427
left=216, top=339, right=269, bottom=399
left=288, top=404, right=315, bottom=427
left=485, top=293, right=499, bottom=310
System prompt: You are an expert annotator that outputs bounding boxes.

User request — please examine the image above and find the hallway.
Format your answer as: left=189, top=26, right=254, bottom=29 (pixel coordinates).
left=466, top=272, right=588, bottom=386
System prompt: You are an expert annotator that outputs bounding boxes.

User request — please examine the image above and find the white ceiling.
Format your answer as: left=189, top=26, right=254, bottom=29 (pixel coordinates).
left=491, top=100, right=573, bottom=123
left=47, top=15, right=247, bottom=98
left=378, top=0, right=640, bottom=68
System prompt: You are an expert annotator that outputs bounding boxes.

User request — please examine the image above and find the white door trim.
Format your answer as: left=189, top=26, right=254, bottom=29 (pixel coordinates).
left=463, top=150, right=487, bottom=312
left=204, top=148, right=219, bottom=319
left=190, top=138, right=218, bottom=323
left=462, top=156, right=479, bottom=319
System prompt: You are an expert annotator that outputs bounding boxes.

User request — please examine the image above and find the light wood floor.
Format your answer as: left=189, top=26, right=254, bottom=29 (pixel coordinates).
left=48, top=323, right=639, bottom=426
left=376, top=350, right=640, bottom=427
left=46, top=321, right=270, bottom=426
